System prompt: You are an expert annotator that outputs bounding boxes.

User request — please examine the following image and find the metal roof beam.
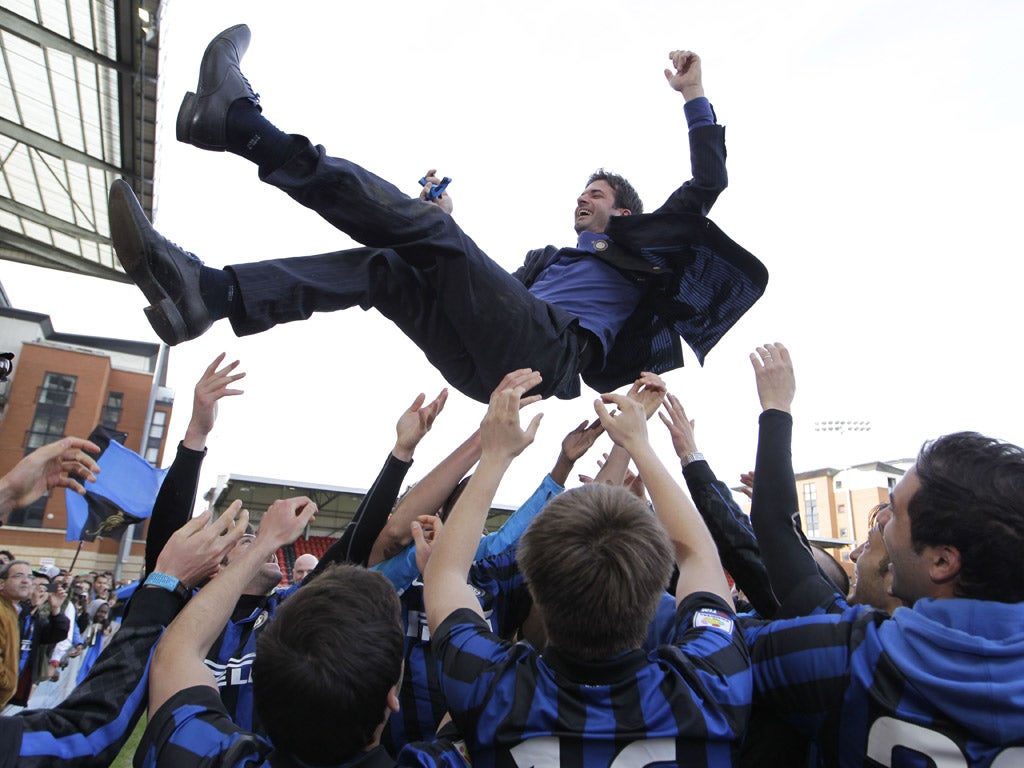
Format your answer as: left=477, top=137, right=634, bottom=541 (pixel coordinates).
left=0, top=227, right=128, bottom=282
left=0, top=195, right=108, bottom=243
left=0, top=118, right=124, bottom=175
left=0, top=8, right=130, bottom=74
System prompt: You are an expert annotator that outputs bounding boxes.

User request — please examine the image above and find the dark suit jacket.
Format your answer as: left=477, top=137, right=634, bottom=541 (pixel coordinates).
left=513, top=124, right=768, bottom=397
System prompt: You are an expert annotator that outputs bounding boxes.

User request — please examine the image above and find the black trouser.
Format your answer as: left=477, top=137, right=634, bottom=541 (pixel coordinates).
left=226, top=136, right=581, bottom=403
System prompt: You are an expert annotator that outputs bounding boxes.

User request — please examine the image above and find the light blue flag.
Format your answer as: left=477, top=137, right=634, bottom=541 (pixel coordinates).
left=65, top=440, right=169, bottom=542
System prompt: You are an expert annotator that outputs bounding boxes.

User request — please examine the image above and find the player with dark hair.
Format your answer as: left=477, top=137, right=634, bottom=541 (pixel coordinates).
left=847, top=502, right=901, bottom=613
left=140, top=499, right=464, bottom=767
left=251, top=565, right=405, bottom=763
left=743, top=429, right=1024, bottom=766
left=424, top=373, right=750, bottom=766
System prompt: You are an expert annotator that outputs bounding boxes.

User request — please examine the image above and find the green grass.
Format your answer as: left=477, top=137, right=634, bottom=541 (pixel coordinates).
left=110, top=715, right=146, bottom=768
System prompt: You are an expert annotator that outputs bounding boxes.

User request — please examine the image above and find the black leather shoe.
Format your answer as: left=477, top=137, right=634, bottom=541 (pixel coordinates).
left=108, top=180, right=213, bottom=345
left=176, top=23, right=259, bottom=151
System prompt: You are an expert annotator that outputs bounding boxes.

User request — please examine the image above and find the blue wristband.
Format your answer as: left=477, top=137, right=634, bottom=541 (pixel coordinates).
left=144, top=571, right=189, bottom=601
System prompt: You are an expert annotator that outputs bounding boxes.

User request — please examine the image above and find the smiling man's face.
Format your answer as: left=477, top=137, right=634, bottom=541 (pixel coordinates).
left=574, top=180, right=630, bottom=234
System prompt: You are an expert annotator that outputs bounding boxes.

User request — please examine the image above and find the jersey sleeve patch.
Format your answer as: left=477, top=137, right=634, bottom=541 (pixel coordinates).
left=693, top=608, right=735, bottom=636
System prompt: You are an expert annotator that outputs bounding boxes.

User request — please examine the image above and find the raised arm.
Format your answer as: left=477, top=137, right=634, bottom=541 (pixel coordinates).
left=597, top=393, right=731, bottom=606
left=0, top=437, right=99, bottom=520
left=661, top=393, right=780, bottom=617
left=375, top=465, right=563, bottom=595
left=549, top=418, right=604, bottom=487
left=655, top=50, right=727, bottom=216
left=369, top=371, right=540, bottom=566
left=321, top=388, right=449, bottom=569
left=146, top=354, right=245, bottom=573
left=424, top=372, right=543, bottom=635
left=591, top=372, right=666, bottom=487
left=664, top=49, right=704, bottom=101
left=7, top=506, right=245, bottom=768
left=149, top=496, right=315, bottom=714
left=747, top=344, right=835, bottom=615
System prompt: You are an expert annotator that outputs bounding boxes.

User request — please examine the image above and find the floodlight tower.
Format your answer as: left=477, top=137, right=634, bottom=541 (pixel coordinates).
left=814, top=420, right=872, bottom=543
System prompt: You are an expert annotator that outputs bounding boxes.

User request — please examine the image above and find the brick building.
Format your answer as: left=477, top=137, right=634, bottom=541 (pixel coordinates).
left=736, top=458, right=913, bottom=574
left=0, top=306, right=172, bottom=576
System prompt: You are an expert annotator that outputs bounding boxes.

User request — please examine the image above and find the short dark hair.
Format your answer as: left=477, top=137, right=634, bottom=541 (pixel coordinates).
left=518, top=484, right=672, bottom=661
left=810, top=543, right=849, bottom=596
left=587, top=169, right=643, bottom=215
left=909, top=432, right=1024, bottom=602
left=253, top=565, right=403, bottom=764
left=0, top=559, right=30, bottom=579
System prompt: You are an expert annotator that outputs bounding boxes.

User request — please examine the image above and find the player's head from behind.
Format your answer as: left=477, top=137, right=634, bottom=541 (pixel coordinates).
left=575, top=169, right=643, bottom=234
left=253, top=564, right=404, bottom=764
left=809, top=543, right=849, bottom=597
left=884, top=431, right=1024, bottom=605
left=518, top=483, right=673, bottom=661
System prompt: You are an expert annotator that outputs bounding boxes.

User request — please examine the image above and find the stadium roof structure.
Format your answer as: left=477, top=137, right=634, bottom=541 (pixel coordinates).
left=0, top=0, right=161, bottom=282
left=208, top=473, right=517, bottom=540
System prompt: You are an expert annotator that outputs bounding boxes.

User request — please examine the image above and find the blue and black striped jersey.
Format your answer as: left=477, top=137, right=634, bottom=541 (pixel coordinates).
left=743, top=599, right=1024, bottom=767
left=433, top=592, right=751, bottom=768
left=138, top=685, right=468, bottom=768
left=386, top=548, right=530, bottom=753
left=2, top=586, right=184, bottom=768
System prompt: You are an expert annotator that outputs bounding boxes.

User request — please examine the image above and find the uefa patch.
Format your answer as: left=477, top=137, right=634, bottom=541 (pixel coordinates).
left=693, top=608, right=734, bottom=635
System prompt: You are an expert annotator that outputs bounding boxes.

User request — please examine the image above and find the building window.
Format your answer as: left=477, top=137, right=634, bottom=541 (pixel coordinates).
left=803, top=482, right=820, bottom=537
left=144, top=409, right=168, bottom=464
left=25, top=372, right=76, bottom=449
left=102, top=392, right=124, bottom=429
left=12, top=373, right=79, bottom=526
left=835, top=480, right=843, bottom=490
left=6, top=490, right=48, bottom=527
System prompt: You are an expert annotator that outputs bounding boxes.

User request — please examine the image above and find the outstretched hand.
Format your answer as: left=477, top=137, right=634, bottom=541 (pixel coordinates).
left=257, top=497, right=317, bottom=551
left=750, top=343, right=795, bottom=413
left=664, top=50, right=704, bottom=100
left=628, top=372, right=667, bottom=419
left=560, top=418, right=605, bottom=463
left=185, top=353, right=245, bottom=448
left=0, top=436, right=100, bottom=516
left=594, top=393, right=649, bottom=453
left=394, top=389, right=449, bottom=461
left=622, top=465, right=647, bottom=500
left=490, top=368, right=543, bottom=409
left=48, top=584, right=68, bottom=615
left=659, top=393, right=699, bottom=458
left=154, top=502, right=250, bottom=588
left=412, top=514, right=443, bottom=575
left=480, top=375, right=544, bottom=463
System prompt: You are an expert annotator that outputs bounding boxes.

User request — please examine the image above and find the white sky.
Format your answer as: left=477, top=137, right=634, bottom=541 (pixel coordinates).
left=4, top=0, right=1024, bottom=518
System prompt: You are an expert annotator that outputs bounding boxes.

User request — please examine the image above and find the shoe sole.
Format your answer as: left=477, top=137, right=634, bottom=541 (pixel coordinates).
left=108, top=180, right=189, bottom=345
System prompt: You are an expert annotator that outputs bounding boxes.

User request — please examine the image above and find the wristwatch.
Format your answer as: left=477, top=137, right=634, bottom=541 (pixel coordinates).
left=681, top=451, right=705, bottom=467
